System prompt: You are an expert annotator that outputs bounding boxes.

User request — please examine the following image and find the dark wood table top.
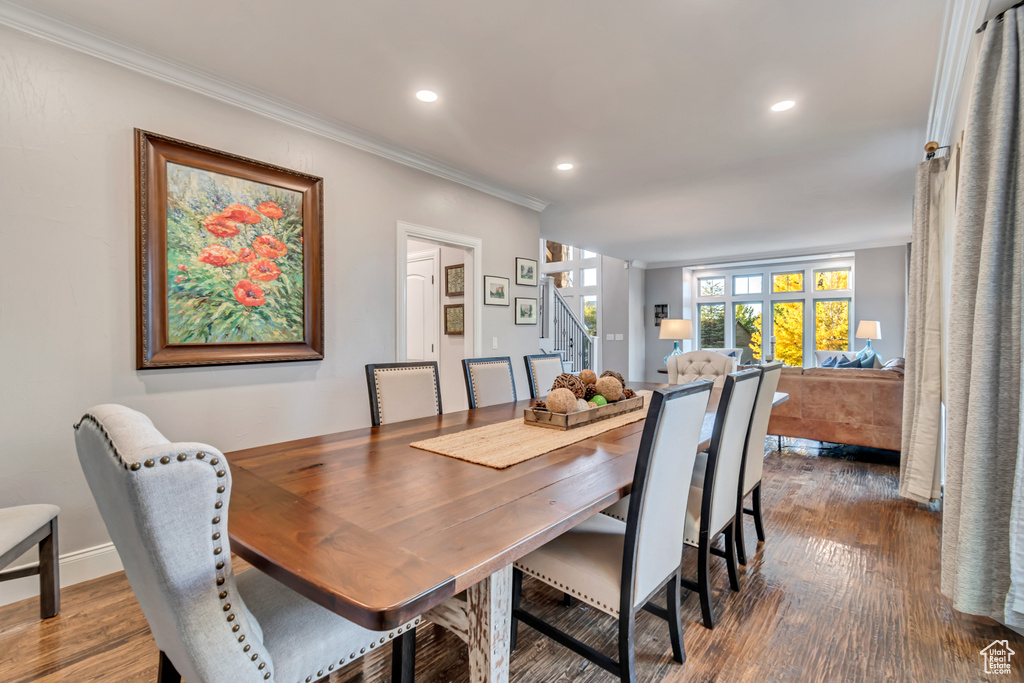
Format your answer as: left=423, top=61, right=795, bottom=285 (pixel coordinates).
left=226, top=383, right=787, bottom=631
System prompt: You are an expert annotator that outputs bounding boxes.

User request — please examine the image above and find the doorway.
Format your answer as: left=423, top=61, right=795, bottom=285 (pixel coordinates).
left=396, top=222, right=483, bottom=413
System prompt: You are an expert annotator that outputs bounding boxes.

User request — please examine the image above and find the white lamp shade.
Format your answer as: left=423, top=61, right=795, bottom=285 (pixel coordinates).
left=659, top=319, right=693, bottom=340
left=855, top=320, right=881, bottom=340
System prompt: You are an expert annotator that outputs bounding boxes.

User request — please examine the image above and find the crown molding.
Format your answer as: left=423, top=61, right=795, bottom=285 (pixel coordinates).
left=926, top=0, right=990, bottom=150
left=0, top=0, right=550, bottom=212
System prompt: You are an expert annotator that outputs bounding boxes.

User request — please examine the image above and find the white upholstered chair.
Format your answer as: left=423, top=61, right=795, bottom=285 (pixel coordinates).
left=73, top=404, right=419, bottom=683
left=0, top=504, right=60, bottom=619
left=735, top=362, right=783, bottom=565
left=462, top=357, right=517, bottom=409
left=701, top=347, right=744, bottom=362
left=511, top=380, right=714, bottom=683
left=681, top=368, right=761, bottom=628
left=524, top=353, right=564, bottom=399
left=667, top=350, right=738, bottom=388
left=365, top=362, right=442, bottom=426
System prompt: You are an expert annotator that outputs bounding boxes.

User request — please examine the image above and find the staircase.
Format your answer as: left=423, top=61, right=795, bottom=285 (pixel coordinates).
left=539, top=276, right=596, bottom=372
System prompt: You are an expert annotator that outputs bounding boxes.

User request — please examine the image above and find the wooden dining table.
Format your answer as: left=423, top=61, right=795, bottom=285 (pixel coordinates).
left=227, top=383, right=789, bottom=682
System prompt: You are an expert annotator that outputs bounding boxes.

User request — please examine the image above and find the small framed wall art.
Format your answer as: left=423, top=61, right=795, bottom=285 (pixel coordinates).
left=135, top=129, right=324, bottom=369
left=444, top=304, right=465, bottom=335
left=515, top=297, right=538, bottom=325
left=484, top=275, right=510, bottom=306
left=445, top=264, right=465, bottom=296
left=516, top=257, right=538, bottom=286
left=654, top=304, right=669, bottom=327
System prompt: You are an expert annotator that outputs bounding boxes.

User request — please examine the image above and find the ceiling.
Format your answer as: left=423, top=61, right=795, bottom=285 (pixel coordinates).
left=8, top=0, right=945, bottom=265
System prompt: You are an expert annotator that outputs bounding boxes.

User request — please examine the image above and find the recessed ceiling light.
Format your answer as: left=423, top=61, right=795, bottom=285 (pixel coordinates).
left=771, top=100, right=796, bottom=112
left=416, top=90, right=438, bottom=103
left=556, top=163, right=574, bottom=171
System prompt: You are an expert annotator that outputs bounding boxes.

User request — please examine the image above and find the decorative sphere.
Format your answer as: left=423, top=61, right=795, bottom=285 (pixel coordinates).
left=588, top=401, right=599, bottom=408
left=600, top=370, right=625, bottom=386
left=579, top=369, right=598, bottom=385
left=591, top=395, right=608, bottom=407
left=576, top=398, right=590, bottom=412
left=595, top=376, right=623, bottom=402
left=552, top=373, right=586, bottom=398
left=547, top=388, right=579, bottom=414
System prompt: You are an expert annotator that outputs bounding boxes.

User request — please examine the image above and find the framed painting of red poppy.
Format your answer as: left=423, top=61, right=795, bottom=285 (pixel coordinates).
left=135, top=129, right=324, bottom=368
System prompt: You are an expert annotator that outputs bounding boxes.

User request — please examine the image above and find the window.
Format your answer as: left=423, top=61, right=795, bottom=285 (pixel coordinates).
left=815, top=299, right=851, bottom=351
left=582, top=267, right=597, bottom=287
left=699, top=304, right=726, bottom=348
left=815, top=268, right=850, bottom=290
left=772, top=272, right=804, bottom=293
left=698, top=277, right=725, bottom=297
left=582, top=295, right=597, bottom=336
left=733, top=274, right=763, bottom=296
left=580, top=249, right=597, bottom=259
left=550, top=270, right=573, bottom=288
left=545, top=240, right=572, bottom=263
left=734, top=302, right=763, bottom=361
left=772, top=301, right=804, bottom=366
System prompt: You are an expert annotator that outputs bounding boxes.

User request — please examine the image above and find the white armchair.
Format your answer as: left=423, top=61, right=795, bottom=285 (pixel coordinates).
left=668, top=350, right=738, bottom=387
left=73, top=404, right=418, bottom=683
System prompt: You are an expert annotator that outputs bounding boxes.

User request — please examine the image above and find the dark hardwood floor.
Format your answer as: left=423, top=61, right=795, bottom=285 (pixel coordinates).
left=1, top=442, right=1020, bottom=682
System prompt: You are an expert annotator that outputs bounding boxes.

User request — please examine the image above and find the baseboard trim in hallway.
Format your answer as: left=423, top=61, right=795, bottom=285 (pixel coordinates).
left=0, top=542, right=121, bottom=608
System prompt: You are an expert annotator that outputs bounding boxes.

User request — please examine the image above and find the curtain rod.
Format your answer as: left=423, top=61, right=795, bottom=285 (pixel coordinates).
left=977, top=0, right=1024, bottom=33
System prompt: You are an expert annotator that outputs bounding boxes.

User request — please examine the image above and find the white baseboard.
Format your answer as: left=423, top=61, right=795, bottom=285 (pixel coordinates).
left=0, top=542, right=123, bottom=607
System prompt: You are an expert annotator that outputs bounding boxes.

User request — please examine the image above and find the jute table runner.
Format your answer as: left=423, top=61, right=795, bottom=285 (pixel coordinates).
left=411, top=392, right=651, bottom=469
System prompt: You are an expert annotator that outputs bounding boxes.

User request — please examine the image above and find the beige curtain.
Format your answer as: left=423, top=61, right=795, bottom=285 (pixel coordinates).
left=900, top=158, right=947, bottom=503
left=944, top=8, right=1024, bottom=632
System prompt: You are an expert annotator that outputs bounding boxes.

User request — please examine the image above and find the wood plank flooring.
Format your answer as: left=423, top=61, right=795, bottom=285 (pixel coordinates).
left=1, top=442, right=1021, bottom=682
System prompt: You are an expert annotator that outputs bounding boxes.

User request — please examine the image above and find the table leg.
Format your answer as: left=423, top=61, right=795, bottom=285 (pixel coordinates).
left=467, top=565, right=512, bottom=683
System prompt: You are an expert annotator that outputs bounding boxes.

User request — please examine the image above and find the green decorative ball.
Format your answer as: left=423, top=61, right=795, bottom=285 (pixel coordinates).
left=592, top=395, right=608, bottom=407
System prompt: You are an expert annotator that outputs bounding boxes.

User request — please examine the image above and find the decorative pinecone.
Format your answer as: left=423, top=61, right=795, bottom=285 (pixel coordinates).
left=531, top=399, right=547, bottom=411
left=551, top=373, right=586, bottom=398
left=622, top=388, right=636, bottom=399
left=584, top=385, right=600, bottom=401
left=600, top=370, right=625, bottom=386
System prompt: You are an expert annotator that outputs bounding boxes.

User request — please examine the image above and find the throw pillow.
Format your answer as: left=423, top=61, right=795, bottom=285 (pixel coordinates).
left=837, top=356, right=861, bottom=369
left=820, top=356, right=839, bottom=368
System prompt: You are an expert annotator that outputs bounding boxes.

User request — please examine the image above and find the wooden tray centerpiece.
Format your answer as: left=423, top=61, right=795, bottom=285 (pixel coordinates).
left=524, top=369, right=643, bottom=430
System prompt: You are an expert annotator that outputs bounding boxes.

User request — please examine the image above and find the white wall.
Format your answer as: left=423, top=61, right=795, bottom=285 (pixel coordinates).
left=0, top=26, right=540, bottom=580
left=599, top=255, right=630, bottom=377
left=643, top=266, right=685, bottom=382
left=627, top=265, right=646, bottom=382
left=853, top=245, right=908, bottom=361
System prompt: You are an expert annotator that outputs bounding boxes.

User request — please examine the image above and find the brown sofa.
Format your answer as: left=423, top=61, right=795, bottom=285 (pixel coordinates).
left=766, top=359, right=905, bottom=451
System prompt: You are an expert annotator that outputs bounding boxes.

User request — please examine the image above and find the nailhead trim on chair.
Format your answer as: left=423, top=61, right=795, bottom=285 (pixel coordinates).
left=513, top=562, right=619, bottom=616
left=296, top=618, right=422, bottom=683
left=73, top=414, right=272, bottom=682
left=373, top=368, right=439, bottom=425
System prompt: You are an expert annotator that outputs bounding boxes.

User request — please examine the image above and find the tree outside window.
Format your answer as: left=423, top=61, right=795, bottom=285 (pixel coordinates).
left=815, top=299, right=850, bottom=351
left=772, top=301, right=804, bottom=366
left=773, top=272, right=804, bottom=293
left=815, top=269, right=850, bottom=290
left=699, top=304, right=725, bottom=348
left=582, top=296, right=597, bottom=336
left=735, top=303, right=762, bottom=361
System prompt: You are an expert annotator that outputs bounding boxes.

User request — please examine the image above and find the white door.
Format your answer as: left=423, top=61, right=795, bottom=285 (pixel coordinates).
left=406, top=250, right=439, bottom=362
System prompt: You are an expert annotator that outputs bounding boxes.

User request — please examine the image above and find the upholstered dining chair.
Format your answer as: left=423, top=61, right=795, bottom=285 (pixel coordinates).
left=510, top=380, right=714, bottom=683
left=365, top=361, right=442, bottom=427
left=73, top=404, right=419, bottom=683
left=0, top=504, right=60, bottom=619
left=735, top=362, right=783, bottom=566
left=667, top=350, right=738, bottom=388
left=681, top=368, right=761, bottom=629
left=462, top=357, right=517, bottom=409
left=524, top=353, right=564, bottom=399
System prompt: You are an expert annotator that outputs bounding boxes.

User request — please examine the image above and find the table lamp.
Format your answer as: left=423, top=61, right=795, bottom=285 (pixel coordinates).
left=660, top=319, right=693, bottom=365
left=856, top=320, right=881, bottom=355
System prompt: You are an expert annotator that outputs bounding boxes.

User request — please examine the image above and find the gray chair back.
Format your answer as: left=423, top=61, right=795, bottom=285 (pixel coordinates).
left=625, top=381, right=713, bottom=607
left=703, top=369, right=761, bottom=535
left=365, top=362, right=442, bottom=426
left=74, top=404, right=270, bottom=683
left=463, top=357, right=516, bottom=408
left=742, top=362, right=783, bottom=495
